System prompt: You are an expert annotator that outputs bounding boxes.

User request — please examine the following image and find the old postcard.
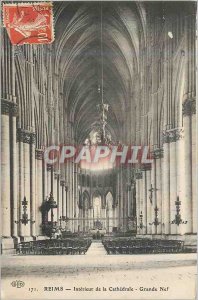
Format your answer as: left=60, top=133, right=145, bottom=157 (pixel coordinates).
left=1, top=0, right=197, bottom=299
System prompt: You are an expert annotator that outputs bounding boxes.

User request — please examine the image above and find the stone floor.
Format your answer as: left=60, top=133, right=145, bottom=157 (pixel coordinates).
left=86, top=240, right=107, bottom=256
left=1, top=241, right=197, bottom=300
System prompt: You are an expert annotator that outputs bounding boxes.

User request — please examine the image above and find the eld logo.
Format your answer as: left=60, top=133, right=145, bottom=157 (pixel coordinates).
left=11, top=280, right=25, bottom=288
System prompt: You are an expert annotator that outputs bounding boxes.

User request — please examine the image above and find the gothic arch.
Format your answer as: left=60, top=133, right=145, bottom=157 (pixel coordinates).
left=105, top=191, right=114, bottom=209
left=92, top=190, right=102, bottom=199
left=82, top=190, right=91, bottom=210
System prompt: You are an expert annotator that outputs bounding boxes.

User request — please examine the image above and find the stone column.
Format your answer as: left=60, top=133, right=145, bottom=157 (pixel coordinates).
left=77, top=208, right=80, bottom=232
left=117, top=171, right=121, bottom=229
left=175, top=129, right=185, bottom=235
left=87, top=208, right=91, bottom=230
left=47, top=164, right=52, bottom=221
left=109, top=207, right=114, bottom=232
left=163, top=129, right=186, bottom=235
left=112, top=205, right=115, bottom=230
left=135, top=170, right=143, bottom=235
left=120, top=167, right=125, bottom=230
left=127, top=184, right=131, bottom=220
left=90, top=207, right=94, bottom=229
left=60, top=180, right=65, bottom=217
left=162, top=132, right=170, bottom=234
left=59, top=180, right=63, bottom=219
left=150, top=160, right=156, bottom=235
left=182, top=99, right=196, bottom=233
left=17, top=129, right=35, bottom=238
left=142, top=165, right=152, bottom=235
left=82, top=208, right=85, bottom=232
left=145, top=169, right=152, bottom=234
left=24, top=142, right=31, bottom=236
left=123, top=168, right=128, bottom=231
left=9, top=100, right=18, bottom=238
left=71, top=161, right=75, bottom=232
left=191, top=112, right=196, bottom=233
left=55, top=172, right=60, bottom=221
left=153, top=149, right=164, bottom=235
left=53, top=171, right=58, bottom=223
left=113, top=205, right=117, bottom=229
left=1, top=101, right=11, bottom=237
left=101, top=201, right=106, bottom=231
left=25, top=136, right=32, bottom=237
left=43, top=161, right=47, bottom=201
left=73, top=164, right=78, bottom=232
left=86, top=208, right=89, bottom=232
left=65, top=185, right=68, bottom=218
left=35, top=149, right=44, bottom=236
left=142, top=171, right=147, bottom=234
left=67, top=163, right=71, bottom=221
left=30, top=134, right=36, bottom=237
left=18, top=137, right=24, bottom=237
left=169, top=133, right=177, bottom=235
left=160, top=151, right=165, bottom=235
left=47, top=164, right=51, bottom=196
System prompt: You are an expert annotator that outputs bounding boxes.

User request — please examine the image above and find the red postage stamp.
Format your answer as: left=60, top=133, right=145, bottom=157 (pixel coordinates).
left=3, top=2, right=54, bottom=45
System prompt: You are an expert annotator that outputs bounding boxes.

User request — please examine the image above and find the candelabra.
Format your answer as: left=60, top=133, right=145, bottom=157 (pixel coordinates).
left=149, top=206, right=163, bottom=227
left=170, top=196, right=187, bottom=226
left=137, top=211, right=146, bottom=229
left=148, top=184, right=158, bottom=204
left=15, top=197, right=35, bottom=225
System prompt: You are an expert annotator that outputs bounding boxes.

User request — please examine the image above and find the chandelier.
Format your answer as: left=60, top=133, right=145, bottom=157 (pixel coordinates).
left=95, top=3, right=112, bottom=146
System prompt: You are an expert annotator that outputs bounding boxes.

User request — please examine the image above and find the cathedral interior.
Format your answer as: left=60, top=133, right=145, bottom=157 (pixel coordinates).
left=1, top=1, right=197, bottom=256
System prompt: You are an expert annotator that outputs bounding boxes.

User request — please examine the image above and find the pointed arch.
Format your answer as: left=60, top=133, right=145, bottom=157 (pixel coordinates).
left=105, top=191, right=114, bottom=209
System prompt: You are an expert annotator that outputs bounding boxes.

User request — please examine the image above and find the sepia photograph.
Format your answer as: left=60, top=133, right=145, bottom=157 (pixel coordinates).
left=1, top=0, right=197, bottom=299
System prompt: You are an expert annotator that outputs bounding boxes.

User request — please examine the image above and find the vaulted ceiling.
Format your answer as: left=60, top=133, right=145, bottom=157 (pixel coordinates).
left=54, top=2, right=146, bottom=143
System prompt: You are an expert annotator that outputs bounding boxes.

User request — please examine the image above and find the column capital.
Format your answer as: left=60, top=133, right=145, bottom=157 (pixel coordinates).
left=1, top=99, right=18, bottom=116
left=60, top=180, right=65, bottom=186
left=17, top=128, right=36, bottom=144
left=47, top=164, right=53, bottom=172
left=35, top=149, right=44, bottom=160
left=182, top=99, right=196, bottom=116
left=162, top=127, right=184, bottom=144
left=141, top=164, right=152, bottom=171
left=152, top=148, right=164, bottom=159
left=135, top=169, right=143, bottom=180
left=54, top=172, right=60, bottom=180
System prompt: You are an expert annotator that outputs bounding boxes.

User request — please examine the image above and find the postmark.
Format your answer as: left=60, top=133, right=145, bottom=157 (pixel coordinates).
left=3, top=2, right=54, bottom=45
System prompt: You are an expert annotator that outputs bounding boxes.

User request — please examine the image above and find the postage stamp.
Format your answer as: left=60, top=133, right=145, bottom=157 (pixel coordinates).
left=3, top=2, right=54, bottom=45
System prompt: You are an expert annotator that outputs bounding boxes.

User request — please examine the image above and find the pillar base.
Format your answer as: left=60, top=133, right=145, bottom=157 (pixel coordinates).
left=1, top=237, right=16, bottom=254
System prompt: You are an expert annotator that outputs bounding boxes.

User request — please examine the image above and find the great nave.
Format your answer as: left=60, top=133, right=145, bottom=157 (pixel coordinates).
left=1, top=1, right=197, bottom=257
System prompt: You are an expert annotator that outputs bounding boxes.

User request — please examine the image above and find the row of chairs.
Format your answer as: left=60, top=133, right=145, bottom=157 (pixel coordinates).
left=16, top=238, right=92, bottom=255
left=102, top=238, right=185, bottom=254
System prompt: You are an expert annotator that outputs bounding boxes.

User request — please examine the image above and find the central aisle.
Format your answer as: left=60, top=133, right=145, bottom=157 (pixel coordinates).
left=86, top=240, right=107, bottom=256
